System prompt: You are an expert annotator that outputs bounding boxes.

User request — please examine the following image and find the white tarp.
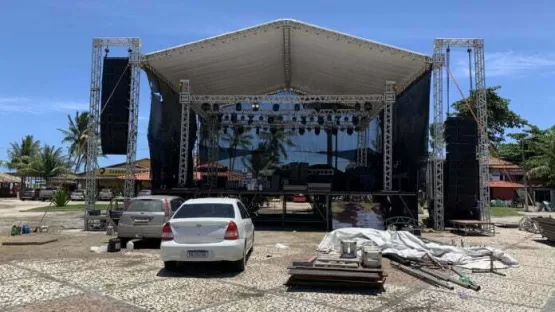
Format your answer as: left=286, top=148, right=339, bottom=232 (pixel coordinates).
left=317, top=228, right=519, bottom=270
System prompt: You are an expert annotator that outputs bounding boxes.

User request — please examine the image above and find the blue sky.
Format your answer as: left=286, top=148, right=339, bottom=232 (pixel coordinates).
left=1, top=0, right=554, bottom=170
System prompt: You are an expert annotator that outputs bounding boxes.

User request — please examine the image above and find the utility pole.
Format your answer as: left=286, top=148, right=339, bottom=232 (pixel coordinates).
left=520, top=138, right=529, bottom=212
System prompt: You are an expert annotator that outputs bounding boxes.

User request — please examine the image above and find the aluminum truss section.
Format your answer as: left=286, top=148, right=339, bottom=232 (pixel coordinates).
left=473, top=40, right=490, bottom=223
left=85, top=37, right=141, bottom=215
left=432, top=41, right=445, bottom=230
left=191, top=94, right=384, bottom=105
left=124, top=46, right=142, bottom=198
left=383, top=81, right=396, bottom=191
left=356, top=128, right=367, bottom=166
left=432, top=38, right=490, bottom=230
left=178, top=80, right=191, bottom=187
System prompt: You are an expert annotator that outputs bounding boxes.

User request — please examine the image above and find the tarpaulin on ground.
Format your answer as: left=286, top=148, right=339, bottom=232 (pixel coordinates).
left=317, top=228, right=519, bottom=270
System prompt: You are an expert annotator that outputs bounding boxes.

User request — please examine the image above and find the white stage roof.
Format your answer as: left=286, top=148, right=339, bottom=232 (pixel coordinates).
left=144, top=19, right=431, bottom=96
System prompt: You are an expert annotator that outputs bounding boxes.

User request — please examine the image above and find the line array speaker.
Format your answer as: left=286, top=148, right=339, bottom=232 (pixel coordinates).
left=100, top=57, right=131, bottom=155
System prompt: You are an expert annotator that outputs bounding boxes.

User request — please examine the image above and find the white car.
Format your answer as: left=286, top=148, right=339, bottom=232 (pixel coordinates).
left=160, top=197, right=255, bottom=272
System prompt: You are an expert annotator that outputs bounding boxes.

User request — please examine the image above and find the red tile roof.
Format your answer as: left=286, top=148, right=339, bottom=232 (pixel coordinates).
left=489, top=181, right=524, bottom=188
left=117, top=171, right=151, bottom=181
left=489, top=156, right=521, bottom=169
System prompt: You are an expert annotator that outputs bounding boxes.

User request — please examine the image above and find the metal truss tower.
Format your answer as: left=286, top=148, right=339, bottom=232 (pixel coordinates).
left=85, top=38, right=141, bottom=220
left=431, top=38, right=489, bottom=230
left=178, top=80, right=191, bottom=186
left=383, top=81, right=396, bottom=191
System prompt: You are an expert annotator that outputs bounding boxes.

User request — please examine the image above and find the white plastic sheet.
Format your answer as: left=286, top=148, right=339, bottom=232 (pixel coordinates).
left=317, top=228, right=519, bottom=270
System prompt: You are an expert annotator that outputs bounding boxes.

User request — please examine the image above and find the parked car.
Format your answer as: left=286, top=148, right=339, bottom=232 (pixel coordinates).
left=98, top=189, right=114, bottom=201
left=38, top=187, right=59, bottom=201
left=160, top=197, right=255, bottom=272
left=137, top=189, right=152, bottom=197
left=117, top=195, right=184, bottom=242
left=70, top=190, right=85, bottom=201
left=20, top=188, right=39, bottom=201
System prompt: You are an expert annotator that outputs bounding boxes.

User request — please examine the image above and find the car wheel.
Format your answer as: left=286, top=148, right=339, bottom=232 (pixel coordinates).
left=232, top=245, right=247, bottom=272
left=164, top=261, right=178, bottom=271
left=118, top=237, right=130, bottom=246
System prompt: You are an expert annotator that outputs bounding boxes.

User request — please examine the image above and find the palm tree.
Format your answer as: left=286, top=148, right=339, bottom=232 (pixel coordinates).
left=58, top=111, right=104, bottom=173
left=259, top=129, right=296, bottom=164
left=6, top=135, right=41, bottom=188
left=242, top=143, right=275, bottom=176
left=20, top=145, right=69, bottom=180
left=526, top=126, right=555, bottom=187
left=221, top=128, right=253, bottom=172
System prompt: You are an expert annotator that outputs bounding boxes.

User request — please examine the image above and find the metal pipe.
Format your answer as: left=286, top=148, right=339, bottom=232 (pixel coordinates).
left=392, top=263, right=454, bottom=290
left=419, top=267, right=481, bottom=291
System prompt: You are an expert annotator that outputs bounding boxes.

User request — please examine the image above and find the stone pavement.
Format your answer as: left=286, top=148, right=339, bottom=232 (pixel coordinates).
left=0, top=229, right=554, bottom=311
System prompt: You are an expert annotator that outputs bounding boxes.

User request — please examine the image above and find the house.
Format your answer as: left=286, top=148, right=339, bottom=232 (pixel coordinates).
left=489, top=156, right=525, bottom=201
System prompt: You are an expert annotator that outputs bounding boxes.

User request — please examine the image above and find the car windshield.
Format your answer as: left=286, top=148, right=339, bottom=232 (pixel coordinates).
left=174, top=203, right=235, bottom=219
left=126, top=199, right=162, bottom=212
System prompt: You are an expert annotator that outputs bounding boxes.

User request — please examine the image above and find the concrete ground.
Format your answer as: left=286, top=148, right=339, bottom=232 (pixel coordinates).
left=1, top=199, right=555, bottom=311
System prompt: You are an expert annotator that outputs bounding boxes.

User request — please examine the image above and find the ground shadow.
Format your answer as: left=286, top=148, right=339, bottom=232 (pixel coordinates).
left=253, top=225, right=326, bottom=233
left=532, top=239, right=555, bottom=247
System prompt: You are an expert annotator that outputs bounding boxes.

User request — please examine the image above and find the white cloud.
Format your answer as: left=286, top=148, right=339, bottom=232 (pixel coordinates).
left=455, top=51, right=555, bottom=78
left=0, top=97, right=88, bottom=114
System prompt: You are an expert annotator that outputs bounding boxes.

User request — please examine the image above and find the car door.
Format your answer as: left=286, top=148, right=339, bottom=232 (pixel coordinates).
left=237, top=201, right=254, bottom=249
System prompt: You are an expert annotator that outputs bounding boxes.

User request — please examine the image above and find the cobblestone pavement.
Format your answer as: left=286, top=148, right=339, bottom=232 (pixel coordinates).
left=0, top=228, right=554, bottom=311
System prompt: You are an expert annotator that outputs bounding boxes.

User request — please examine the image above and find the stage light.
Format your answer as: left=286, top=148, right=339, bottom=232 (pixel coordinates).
left=326, top=115, right=332, bottom=122
left=213, top=103, right=220, bottom=111
left=318, top=116, right=324, bottom=125
left=301, top=116, right=307, bottom=125
left=364, top=102, right=372, bottom=111
left=268, top=116, right=274, bottom=124
left=270, top=127, right=278, bottom=135
left=239, top=115, right=245, bottom=121
left=235, top=103, right=242, bottom=111
left=310, top=116, right=315, bottom=122
left=340, top=127, right=346, bottom=132
left=352, top=116, right=359, bottom=126
left=354, top=103, right=361, bottom=111
left=231, top=113, right=237, bottom=123
left=256, top=127, right=260, bottom=135
left=299, top=128, right=305, bottom=135
left=332, top=127, right=338, bottom=136
left=248, top=115, right=254, bottom=125
left=224, top=115, right=229, bottom=121
left=294, top=104, right=301, bottom=111
left=347, top=128, right=354, bottom=135
left=272, top=104, right=279, bottom=112
left=292, top=116, right=297, bottom=122
left=259, top=116, right=264, bottom=121
left=344, top=116, right=349, bottom=122
left=315, top=127, right=321, bottom=135
left=201, top=103, right=210, bottom=111
left=252, top=102, right=260, bottom=111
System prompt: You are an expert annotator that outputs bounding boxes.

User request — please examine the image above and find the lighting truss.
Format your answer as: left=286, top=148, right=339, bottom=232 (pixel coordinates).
left=190, top=94, right=384, bottom=105
left=431, top=38, right=489, bottom=231
left=383, top=81, right=396, bottom=191
left=85, top=37, right=141, bottom=219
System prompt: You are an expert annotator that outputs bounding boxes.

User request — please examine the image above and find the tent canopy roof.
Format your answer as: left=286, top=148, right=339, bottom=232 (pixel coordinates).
left=144, top=19, right=431, bottom=96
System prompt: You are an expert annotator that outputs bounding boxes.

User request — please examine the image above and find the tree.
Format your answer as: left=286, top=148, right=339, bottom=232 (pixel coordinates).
left=242, top=143, right=275, bottom=176
left=259, top=129, right=296, bottom=164
left=6, top=135, right=41, bottom=188
left=58, top=111, right=101, bottom=173
left=221, top=128, right=253, bottom=172
left=525, top=126, right=555, bottom=187
left=452, top=86, right=527, bottom=143
left=19, top=145, right=69, bottom=180
left=495, top=125, right=546, bottom=164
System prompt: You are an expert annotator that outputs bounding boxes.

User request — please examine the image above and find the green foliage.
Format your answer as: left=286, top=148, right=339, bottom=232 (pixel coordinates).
left=452, top=86, right=527, bottom=143
left=52, top=189, right=70, bottom=207
left=58, top=111, right=103, bottom=173
left=18, top=145, right=69, bottom=180
left=242, top=143, right=276, bottom=176
left=6, top=135, right=41, bottom=171
left=259, top=129, right=296, bottom=164
left=525, top=126, right=555, bottom=187
left=221, top=128, right=253, bottom=171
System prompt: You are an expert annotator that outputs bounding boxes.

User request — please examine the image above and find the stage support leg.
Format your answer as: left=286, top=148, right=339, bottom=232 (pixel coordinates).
left=383, top=80, right=396, bottom=192
left=178, top=79, right=191, bottom=187
left=85, top=40, right=103, bottom=230
left=123, top=46, right=141, bottom=198
left=432, top=41, right=445, bottom=231
left=206, top=118, right=219, bottom=187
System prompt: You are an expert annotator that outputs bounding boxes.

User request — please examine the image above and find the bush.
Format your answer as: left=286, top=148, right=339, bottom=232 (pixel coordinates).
left=52, top=190, right=70, bottom=207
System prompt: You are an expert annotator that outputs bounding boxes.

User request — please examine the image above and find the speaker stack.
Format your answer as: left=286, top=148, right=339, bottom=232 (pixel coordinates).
left=444, top=116, right=479, bottom=221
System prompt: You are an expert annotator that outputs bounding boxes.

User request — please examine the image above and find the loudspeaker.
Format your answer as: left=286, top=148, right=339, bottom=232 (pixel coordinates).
left=100, top=57, right=131, bottom=155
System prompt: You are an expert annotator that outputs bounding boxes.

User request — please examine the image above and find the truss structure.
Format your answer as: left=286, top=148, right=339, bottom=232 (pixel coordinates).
left=85, top=37, right=141, bottom=215
left=177, top=84, right=397, bottom=190
left=431, top=38, right=489, bottom=230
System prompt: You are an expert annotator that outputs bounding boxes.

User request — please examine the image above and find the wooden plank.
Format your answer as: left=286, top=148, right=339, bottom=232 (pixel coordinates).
left=289, top=268, right=380, bottom=279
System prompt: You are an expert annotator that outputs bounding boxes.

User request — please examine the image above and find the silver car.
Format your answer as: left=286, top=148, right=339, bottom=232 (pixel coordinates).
left=70, top=190, right=85, bottom=201
left=117, top=195, right=184, bottom=242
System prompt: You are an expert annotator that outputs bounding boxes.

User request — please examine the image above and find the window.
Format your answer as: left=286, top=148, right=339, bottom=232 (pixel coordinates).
left=171, top=199, right=184, bottom=212
left=127, top=199, right=163, bottom=212
left=174, top=203, right=235, bottom=219
left=237, top=202, right=250, bottom=219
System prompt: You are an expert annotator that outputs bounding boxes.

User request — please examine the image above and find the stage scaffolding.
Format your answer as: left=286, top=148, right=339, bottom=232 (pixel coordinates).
left=85, top=37, right=141, bottom=222
left=431, top=38, right=489, bottom=231
left=177, top=82, right=397, bottom=192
